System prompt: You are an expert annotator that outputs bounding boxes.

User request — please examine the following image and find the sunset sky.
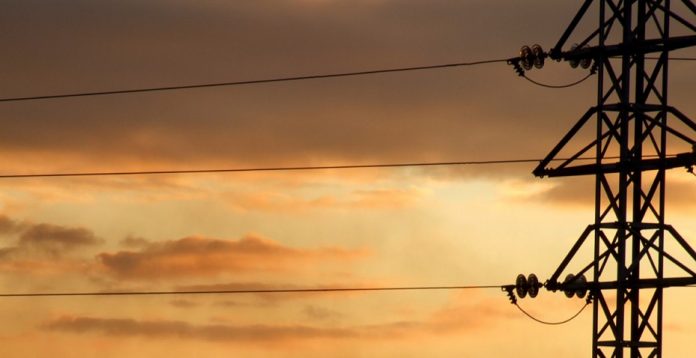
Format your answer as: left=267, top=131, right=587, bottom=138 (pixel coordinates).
left=0, top=1, right=695, bottom=357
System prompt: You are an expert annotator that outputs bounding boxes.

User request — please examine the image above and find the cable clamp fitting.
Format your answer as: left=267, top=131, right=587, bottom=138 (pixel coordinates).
left=503, top=286, right=517, bottom=305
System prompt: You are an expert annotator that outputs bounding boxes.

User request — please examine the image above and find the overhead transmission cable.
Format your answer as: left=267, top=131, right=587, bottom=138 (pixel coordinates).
left=0, top=55, right=693, bottom=103
left=514, top=300, right=591, bottom=325
left=522, top=72, right=595, bottom=89
left=0, top=59, right=508, bottom=103
left=0, top=284, right=502, bottom=298
left=0, top=154, right=673, bottom=180
left=0, top=158, right=546, bottom=179
left=0, top=283, right=593, bottom=328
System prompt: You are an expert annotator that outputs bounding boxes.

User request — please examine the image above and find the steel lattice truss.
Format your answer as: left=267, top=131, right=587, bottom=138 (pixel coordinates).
left=533, top=0, right=696, bottom=357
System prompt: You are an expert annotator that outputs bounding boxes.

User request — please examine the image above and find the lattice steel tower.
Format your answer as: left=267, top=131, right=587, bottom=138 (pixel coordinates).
left=516, top=1, right=696, bottom=357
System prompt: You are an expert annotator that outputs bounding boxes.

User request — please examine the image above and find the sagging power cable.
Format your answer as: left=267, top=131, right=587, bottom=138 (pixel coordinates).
left=0, top=284, right=503, bottom=298
left=522, top=71, right=595, bottom=89
left=514, top=299, right=591, bottom=326
left=0, top=59, right=508, bottom=103
left=0, top=154, right=674, bottom=180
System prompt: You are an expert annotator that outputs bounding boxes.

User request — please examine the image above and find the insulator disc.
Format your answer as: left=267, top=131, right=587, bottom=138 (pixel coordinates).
left=580, top=57, right=592, bottom=69
left=569, top=44, right=580, bottom=69
left=520, top=46, right=533, bottom=71
left=532, top=44, right=544, bottom=69
left=528, top=273, right=539, bottom=298
left=516, top=274, right=528, bottom=299
left=576, top=275, right=588, bottom=298
left=564, top=273, right=575, bottom=298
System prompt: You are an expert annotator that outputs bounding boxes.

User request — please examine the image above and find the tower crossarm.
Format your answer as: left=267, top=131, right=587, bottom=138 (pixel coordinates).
left=547, top=277, right=696, bottom=292
left=536, top=147, right=696, bottom=177
left=555, top=35, right=696, bottom=62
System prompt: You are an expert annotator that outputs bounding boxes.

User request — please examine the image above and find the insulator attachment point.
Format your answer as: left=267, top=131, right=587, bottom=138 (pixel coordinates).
left=567, top=43, right=595, bottom=71
left=569, top=44, right=580, bottom=68
left=528, top=273, right=540, bottom=298
left=564, top=274, right=576, bottom=298
left=576, top=275, right=588, bottom=298
left=562, top=273, right=588, bottom=298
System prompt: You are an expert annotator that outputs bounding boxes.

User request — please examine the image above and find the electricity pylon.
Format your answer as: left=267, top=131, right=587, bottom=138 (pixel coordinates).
left=512, top=1, right=696, bottom=357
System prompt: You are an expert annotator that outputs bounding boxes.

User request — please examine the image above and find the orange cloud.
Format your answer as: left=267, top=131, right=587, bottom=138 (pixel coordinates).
left=97, top=235, right=368, bottom=280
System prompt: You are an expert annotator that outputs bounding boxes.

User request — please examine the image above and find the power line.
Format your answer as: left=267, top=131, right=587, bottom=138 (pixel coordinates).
left=0, top=159, right=543, bottom=179
left=1, top=56, right=693, bottom=104
left=11, top=283, right=693, bottom=300
left=522, top=72, right=595, bottom=89
left=514, top=300, right=590, bottom=325
left=0, top=154, right=673, bottom=180
left=0, top=59, right=508, bottom=103
left=0, top=284, right=502, bottom=298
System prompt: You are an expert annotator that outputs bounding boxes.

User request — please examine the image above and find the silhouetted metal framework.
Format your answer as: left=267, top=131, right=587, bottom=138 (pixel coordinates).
left=534, top=1, right=696, bottom=357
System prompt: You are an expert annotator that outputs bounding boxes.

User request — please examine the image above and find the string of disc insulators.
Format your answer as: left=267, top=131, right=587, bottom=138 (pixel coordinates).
left=503, top=273, right=589, bottom=304
left=507, top=44, right=595, bottom=76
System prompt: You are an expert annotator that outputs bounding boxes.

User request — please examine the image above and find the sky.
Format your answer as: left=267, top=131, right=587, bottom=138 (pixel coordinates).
left=0, top=0, right=695, bottom=357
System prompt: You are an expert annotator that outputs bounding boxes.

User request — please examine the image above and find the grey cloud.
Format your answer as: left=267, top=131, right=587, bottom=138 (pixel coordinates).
left=0, top=216, right=101, bottom=260
left=177, top=281, right=365, bottom=303
left=19, top=224, right=100, bottom=252
left=118, top=235, right=151, bottom=248
left=169, top=299, right=199, bottom=309
left=303, top=305, right=343, bottom=321
left=43, top=316, right=357, bottom=342
left=97, top=235, right=367, bottom=279
left=0, top=215, right=20, bottom=234
left=530, top=177, right=696, bottom=210
left=0, top=1, right=693, bottom=180
left=0, top=247, right=18, bottom=259
left=0, top=1, right=659, bottom=178
left=41, top=295, right=516, bottom=343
